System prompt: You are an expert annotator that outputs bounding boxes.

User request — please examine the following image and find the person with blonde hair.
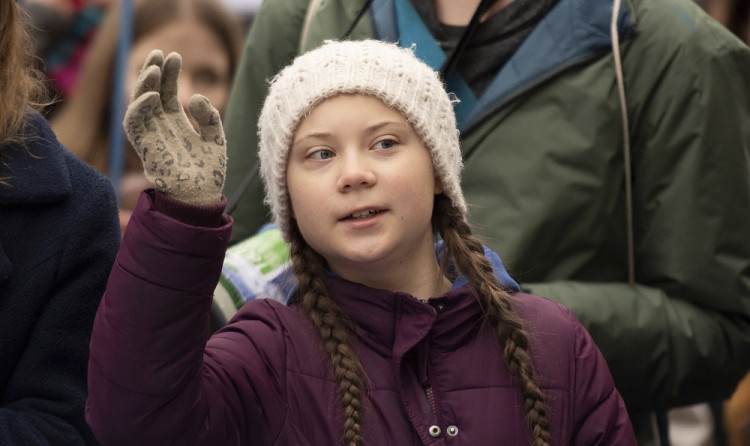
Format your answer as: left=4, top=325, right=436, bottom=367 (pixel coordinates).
left=0, top=1, right=120, bottom=444
left=86, top=40, right=636, bottom=445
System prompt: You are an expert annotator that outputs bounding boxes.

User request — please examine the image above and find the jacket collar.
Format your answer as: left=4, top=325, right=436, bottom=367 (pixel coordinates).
left=371, top=0, right=632, bottom=129
left=0, top=113, right=73, bottom=205
left=326, top=276, right=483, bottom=358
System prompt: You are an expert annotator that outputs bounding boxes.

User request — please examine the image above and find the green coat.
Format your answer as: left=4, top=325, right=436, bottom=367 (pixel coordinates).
left=224, top=0, right=750, bottom=423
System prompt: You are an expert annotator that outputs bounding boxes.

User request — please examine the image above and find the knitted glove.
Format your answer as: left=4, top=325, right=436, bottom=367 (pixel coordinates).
left=123, top=50, right=227, bottom=205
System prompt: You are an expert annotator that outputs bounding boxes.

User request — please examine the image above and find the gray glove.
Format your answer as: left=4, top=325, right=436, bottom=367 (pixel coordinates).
left=123, top=50, right=227, bottom=205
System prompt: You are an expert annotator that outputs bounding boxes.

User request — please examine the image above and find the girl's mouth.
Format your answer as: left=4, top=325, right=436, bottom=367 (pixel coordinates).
left=344, top=209, right=383, bottom=220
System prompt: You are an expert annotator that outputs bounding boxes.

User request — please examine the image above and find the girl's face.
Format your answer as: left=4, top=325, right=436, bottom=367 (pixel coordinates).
left=287, top=94, right=443, bottom=289
left=127, top=18, right=232, bottom=116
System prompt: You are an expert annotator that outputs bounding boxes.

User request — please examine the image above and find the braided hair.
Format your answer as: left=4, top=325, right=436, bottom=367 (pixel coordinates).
left=288, top=223, right=367, bottom=446
left=287, top=193, right=552, bottom=446
left=434, top=194, right=552, bottom=446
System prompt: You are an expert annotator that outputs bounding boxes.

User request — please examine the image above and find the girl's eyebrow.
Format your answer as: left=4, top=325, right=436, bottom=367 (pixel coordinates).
left=291, top=120, right=408, bottom=150
left=363, top=120, right=408, bottom=135
left=291, top=132, right=333, bottom=151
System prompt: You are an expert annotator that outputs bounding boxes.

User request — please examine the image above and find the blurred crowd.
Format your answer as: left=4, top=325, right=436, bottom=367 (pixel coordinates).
left=3, top=0, right=749, bottom=445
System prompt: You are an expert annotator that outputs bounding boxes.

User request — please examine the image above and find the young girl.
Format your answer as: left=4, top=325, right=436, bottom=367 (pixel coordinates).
left=86, top=40, right=636, bottom=445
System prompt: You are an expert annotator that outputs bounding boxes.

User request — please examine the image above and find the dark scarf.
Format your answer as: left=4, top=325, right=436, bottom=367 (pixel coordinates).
left=410, top=0, right=559, bottom=96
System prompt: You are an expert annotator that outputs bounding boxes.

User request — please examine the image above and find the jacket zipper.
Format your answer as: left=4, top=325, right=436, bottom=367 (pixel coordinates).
left=423, top=337, right=439, bottom=421
left=425, top=386, right=437, bottom=417
left=419, top=302, right=441, bottom=428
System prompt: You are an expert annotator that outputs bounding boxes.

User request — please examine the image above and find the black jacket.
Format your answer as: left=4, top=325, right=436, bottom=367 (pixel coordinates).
left=0, top=113, right=119, bottom=444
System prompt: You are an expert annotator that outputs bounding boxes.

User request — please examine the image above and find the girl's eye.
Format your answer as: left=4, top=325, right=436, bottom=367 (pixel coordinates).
left=373, top=139, right=397, bottom=150
left=193, top=68, right=221, bottom=88
left=308, top=148, right=335, bottom=160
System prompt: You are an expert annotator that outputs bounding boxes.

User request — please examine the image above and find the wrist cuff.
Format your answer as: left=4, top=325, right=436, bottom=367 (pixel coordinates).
left=152, top=189, right=226, bottom=227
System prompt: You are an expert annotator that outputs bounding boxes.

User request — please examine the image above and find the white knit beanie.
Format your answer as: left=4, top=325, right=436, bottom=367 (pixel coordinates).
left=258, top=39, right=466, bottom=240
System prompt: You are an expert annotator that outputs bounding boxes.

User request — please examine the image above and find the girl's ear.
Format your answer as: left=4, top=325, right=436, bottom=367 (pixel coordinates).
left=434, top=175, right=444, bottom=194
left=287, top=192, right=296, bottom=219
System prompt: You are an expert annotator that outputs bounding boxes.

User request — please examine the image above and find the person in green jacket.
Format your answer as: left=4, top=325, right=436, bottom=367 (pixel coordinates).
left=220, top=0, right=750, bottom=444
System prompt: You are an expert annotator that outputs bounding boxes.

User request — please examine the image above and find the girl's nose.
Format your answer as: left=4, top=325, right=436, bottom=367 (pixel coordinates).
left=337, top=153, right=377, bottom=191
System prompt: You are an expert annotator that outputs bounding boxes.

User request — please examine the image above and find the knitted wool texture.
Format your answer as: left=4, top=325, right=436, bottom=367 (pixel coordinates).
left=258, top=39, right=467, bottom=240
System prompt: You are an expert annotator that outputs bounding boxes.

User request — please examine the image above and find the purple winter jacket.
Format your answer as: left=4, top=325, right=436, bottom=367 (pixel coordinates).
left=87, top=193, right=636, bottom=445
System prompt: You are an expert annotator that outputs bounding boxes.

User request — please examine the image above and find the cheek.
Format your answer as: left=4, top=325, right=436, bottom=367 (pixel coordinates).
left=288, top=188, right=314, bottom=217
left=287, top=174, right=328, bottom=237
left=287, top=190, right=320, bottom=246
left=286, top=172, right=308, bottom=219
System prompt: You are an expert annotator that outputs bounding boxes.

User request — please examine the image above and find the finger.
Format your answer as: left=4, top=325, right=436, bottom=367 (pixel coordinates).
left=161, top=52, right=183, bottom=113
left=130, top=64, right=161, bottom=103
left=188, top=95, right=225, bottom=145
left=123, top=91, right=161, bottom=148
left=131, top=50, right=164, bottom=102
left=139, top=49, right=164, bottom=73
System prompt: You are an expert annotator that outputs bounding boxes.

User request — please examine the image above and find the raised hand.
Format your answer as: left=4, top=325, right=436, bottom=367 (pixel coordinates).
left=123, top=50, right=227, bottom=204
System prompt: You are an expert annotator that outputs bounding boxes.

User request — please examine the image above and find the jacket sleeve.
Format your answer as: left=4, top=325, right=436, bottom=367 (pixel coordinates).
left=524, top=1, right=750, bottom=413
left=566, top=308, right=637, bottom=445
left=86, top=193, right=289, bottom=446
left=222, top=0, right=309, bottom=244
left=0, top=159, right=120, bottom=445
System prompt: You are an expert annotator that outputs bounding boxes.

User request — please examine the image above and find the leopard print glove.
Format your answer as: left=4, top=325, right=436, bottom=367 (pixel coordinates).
left=123, top=50, right=227, bottom=205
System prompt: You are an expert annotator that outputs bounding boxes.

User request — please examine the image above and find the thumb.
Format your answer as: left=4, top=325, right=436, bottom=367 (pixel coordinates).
left=188, top=95, right=225, bottom=146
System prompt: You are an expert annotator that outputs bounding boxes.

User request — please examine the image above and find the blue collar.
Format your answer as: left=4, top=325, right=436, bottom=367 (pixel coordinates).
left=319, top=241, right=519, bottom=294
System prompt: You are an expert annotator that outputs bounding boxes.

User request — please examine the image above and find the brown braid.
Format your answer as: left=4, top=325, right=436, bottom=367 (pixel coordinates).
left=288, top=223, right=367, bottom=446
left=434, top=195, right=553, bottom=446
